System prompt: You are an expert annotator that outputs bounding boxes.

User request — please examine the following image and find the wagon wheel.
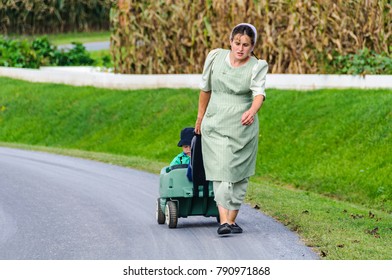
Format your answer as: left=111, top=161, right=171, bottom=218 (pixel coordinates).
left=165, top=201, right=178, bottom=228
left=156, top=198, right=165, bottom=224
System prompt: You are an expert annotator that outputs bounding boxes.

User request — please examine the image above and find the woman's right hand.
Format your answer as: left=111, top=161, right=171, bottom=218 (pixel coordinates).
left=194, top=117, right=202, bottom=135
left=195, top=90, right=211, bottom=135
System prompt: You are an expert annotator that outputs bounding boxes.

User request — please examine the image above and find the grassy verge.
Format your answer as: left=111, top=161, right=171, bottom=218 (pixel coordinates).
left=8, top=31, right=110, bottom=45
left=48, top=31, right=110, bottom=45
left=89, top=49, right=113, bottom=68
left=247, top=180, right=391, bottom=259
left=0, top=77, right=391, bottom=259
left=258, top=89, right=392, bottom=212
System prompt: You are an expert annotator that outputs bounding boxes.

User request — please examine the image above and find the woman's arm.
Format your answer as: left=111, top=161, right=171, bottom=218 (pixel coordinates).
left=195, top=90, right=211, bottom=134
left=241, top=94, right=264, bottom=126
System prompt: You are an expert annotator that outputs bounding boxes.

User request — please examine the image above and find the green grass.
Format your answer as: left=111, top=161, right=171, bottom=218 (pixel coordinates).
left=8, top=31, right=110, bottom=46
left=89, top=49, right=113, bottom=68
left=257, top=89, right=392, bottom=211
left=47, top=31, right=110, bottom=45
left=247, top=180, right=392, bottom=260
left=0, top=76, right=391, bottom=259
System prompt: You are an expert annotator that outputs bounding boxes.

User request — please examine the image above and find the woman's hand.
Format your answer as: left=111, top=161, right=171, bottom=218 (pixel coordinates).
left=195, top=90, right=211, bottom=135
left=241, top=110, right=256, bottom=126
left=195, top=117, right=202, bottom=134
left=242, top=95, right=264, bottom=126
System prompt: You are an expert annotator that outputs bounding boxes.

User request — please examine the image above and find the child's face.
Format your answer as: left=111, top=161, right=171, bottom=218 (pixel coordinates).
left=182, top=145, right=191, bottom=157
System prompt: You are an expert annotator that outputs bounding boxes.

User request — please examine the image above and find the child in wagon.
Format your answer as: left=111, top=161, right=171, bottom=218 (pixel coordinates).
left=170, top=127, right=194, bottom=167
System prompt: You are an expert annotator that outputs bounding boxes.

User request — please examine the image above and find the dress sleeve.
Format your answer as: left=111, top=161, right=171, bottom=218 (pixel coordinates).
left=250, top=60, right=268, bottom=98
left=199, top=49, right=220, bottom=92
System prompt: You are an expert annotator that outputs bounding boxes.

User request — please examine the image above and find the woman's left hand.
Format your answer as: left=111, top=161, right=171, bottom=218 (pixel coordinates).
left=241, top=110, right=256, bottom=126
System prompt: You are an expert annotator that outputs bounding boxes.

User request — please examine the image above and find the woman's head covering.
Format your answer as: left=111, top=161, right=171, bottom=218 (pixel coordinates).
left=230, top=23, right=257, bottom=47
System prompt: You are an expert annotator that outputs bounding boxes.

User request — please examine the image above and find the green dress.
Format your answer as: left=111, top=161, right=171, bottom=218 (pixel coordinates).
left=200, top=49, right=268, bottom=183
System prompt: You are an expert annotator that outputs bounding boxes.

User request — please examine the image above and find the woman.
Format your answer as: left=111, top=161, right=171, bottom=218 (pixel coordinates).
left=194, top=23, right=268, bottom=235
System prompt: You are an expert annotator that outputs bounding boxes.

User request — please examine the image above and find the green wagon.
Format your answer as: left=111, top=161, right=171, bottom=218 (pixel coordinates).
left=156, top=164, right=219, bottom=228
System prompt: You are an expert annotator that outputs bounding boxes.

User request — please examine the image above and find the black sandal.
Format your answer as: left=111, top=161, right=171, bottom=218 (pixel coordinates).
left=229, top=223, right=243, bottom=234
left=217, top=223, right=232, bottom=235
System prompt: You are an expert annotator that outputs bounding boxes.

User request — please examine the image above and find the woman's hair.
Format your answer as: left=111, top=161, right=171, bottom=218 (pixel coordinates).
left=230, top=24, right=256, bottom=46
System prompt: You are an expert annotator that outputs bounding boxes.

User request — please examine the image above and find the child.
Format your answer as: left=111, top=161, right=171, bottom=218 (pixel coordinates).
left=170, top=127, right=194, bottom=166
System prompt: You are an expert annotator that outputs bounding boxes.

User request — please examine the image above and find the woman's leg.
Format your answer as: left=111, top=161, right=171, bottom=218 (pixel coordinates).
left=227, top=209, right=239, bottom=225
left=217, top=204, right=230, bottom=224
left=213, top=179, right=247, bottom=234
left=217, top=205, right=239, bottom=223
left=213, top=181, right=230, bottom=223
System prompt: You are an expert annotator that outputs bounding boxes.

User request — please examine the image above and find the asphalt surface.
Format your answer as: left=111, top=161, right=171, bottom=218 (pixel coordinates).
left=58, top=41, right=109, bottom=51
left=0, top=147, right=319, bottom=260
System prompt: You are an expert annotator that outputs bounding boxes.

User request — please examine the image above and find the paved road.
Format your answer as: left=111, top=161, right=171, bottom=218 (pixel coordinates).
left=58, top=41, right=109, bottom=51
left=0, top=147, right=319, bottom=260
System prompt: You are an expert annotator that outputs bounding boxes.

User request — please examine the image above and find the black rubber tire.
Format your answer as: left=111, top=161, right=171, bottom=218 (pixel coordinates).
left=156, top=198, right=165, bottom=224
left=165, top=201, right=178, bottom=228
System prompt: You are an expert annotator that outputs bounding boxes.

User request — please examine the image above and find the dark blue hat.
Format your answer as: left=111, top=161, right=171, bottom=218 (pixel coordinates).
left=177, top=127, right=194, bottom=147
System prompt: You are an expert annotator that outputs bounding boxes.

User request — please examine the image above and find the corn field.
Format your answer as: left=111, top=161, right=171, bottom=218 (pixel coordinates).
left=110, top=0, right=391, bottom=74
left=0, top=0, right=111, bottom=34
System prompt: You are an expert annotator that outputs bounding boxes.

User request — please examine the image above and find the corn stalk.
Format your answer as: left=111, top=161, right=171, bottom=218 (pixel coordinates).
left=111, top=0, right=391, bottom=74
left=0, top=0, right=111, bottom=34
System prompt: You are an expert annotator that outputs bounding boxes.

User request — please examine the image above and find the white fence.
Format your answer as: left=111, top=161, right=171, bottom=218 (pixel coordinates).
left=0, top=66, right=391, bottom=90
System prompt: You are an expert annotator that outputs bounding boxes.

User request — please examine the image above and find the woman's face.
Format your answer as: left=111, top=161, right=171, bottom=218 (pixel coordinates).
left=230, top=34, right=253, bottom=61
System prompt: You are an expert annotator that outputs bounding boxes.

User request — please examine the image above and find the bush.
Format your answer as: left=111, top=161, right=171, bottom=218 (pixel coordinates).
left=54, top=42, right=95, bottom=66
left=31, top=37, right=58, bottom=66
left=0, top=37, right=40, bottom=68
left=330, top=48, right=392, bottom=75
left=0, top=36, right=96, bottom=68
